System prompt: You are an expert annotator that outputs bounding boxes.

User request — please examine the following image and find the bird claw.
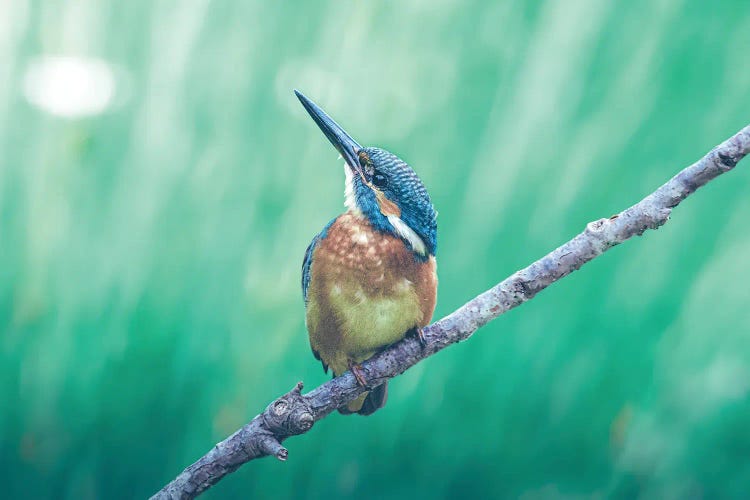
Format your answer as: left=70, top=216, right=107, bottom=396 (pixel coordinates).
left=415, top=327, right=427, bottom=348
left=348, top=361, right=368, bottom=387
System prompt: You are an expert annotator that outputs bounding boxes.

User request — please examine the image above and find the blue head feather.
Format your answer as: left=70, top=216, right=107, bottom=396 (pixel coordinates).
left=348, top=147, right=437, bottom=260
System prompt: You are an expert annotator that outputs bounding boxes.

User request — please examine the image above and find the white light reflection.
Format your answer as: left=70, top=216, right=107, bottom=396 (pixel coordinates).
left=22, top=55, right=116, bottom=118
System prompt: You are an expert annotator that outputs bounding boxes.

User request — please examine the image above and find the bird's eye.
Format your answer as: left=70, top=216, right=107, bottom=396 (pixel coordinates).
left=372, top=172, right=388, bottom=188
left=358, top=151, right=369, bottom=167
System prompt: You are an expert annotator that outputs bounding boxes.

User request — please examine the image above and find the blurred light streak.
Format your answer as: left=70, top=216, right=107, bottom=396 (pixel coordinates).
left=22, top=55, right=116, bottom=118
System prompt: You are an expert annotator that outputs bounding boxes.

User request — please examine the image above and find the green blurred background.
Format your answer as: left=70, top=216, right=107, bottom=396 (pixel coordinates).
left=2, top=0, right=750, bottom=498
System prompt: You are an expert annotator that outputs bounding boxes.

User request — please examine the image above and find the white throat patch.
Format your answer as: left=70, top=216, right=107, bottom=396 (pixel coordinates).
left=387, top=215, right=427, bottom=256
left=344, top=164, right=360, bottom=214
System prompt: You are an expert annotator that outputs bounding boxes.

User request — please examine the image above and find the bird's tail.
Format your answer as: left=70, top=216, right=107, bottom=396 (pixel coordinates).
left=338, top=382, right=388, bottom=416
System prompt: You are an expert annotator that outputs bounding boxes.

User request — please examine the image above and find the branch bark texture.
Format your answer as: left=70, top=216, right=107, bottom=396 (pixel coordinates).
left=153, top=124, right=750, bottom=499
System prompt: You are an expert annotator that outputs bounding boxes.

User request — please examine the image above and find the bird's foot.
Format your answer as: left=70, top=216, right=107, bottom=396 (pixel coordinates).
left=348, top=360, right=368, bottom=387
left=414, top=327, right=427, bottom=348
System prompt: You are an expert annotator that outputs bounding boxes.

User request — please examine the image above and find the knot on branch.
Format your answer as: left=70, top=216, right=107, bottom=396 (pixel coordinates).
left=263, top=382, right=314, bottom=436
left=584, top=218, right=617, bottom=249
left=586, top=218, right=607, bottom=234
left=717, top=151, right=737, bottom=170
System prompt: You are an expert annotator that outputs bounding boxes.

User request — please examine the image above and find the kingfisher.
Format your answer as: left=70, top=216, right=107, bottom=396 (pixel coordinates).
left=296, top=90, right=438, bottom=415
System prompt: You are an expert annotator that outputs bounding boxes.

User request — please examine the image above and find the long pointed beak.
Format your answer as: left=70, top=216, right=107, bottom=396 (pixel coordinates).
left=295, top=89, right=362, bottom=172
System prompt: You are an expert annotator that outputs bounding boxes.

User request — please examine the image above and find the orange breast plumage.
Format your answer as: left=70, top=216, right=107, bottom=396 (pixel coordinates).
left=305, top=212, right=437, bottom=377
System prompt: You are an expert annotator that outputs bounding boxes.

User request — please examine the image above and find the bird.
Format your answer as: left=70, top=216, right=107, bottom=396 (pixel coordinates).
left=296, top=90, right=438, bottom=415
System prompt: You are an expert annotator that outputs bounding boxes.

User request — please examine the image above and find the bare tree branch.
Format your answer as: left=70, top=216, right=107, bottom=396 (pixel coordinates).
left=152, top=124, right=750, bottom=499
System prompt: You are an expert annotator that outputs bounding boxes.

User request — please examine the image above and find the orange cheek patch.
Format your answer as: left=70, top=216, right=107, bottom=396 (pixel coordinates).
left=375, top=189, right=401, bottom=217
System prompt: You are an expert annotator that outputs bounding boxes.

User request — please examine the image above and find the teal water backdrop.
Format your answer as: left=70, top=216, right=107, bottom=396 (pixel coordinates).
left=2, top=1, right=750, bottom=498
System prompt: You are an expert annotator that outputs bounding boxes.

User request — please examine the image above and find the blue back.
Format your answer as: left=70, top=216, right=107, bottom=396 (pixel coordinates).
left=302, top=218, right=335, bottom=304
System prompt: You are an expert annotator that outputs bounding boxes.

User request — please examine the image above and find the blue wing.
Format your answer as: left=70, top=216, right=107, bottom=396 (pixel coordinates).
left=302, top=218, right=337, bottom=305
left=302, top=218, right=337, bottom=374
left=301, top=237, right=319, bottom=305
